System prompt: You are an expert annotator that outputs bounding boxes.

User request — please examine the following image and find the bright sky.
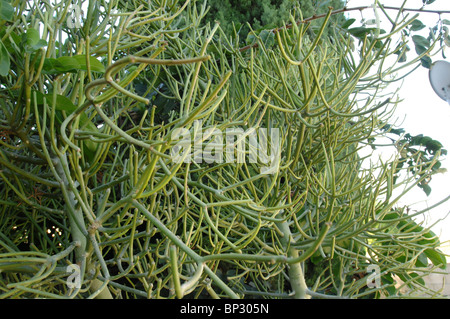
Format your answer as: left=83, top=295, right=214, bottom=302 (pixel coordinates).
left=347, top=0, right=450, bottom=253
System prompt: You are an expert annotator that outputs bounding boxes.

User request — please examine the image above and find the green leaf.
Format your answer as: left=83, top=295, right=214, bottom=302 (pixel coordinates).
left=409, top=272, right=426, bottom=286
left=258, top=30, right=275, bottom=47
left=34, top=91, right=77, bottom=112
left=425, top=139, right=443, bottom=154
left=43, top=56, right=79, bottom=73
left=23, top=28, right=40, bottom=46
left=55, top=56, right=81, bottom=72
left=48, top=95, right=77, bottom=112
left=33, top=39, right=47, bottom=50
left=420, top=56, right=432, bottom=68
left=342, top=18, right=356, bottom=29
left=72, top=54, right=105, bottom=73
left=412, top=35, right=430, bottom=48
left=310, top=251, right=324, bottom=265
left=414, top=44, right=427, bottom=55
left=397, top=218, right=421, bottom=233
left=21, top=28, right=47, bottom=53
left=415, top=252, right=428, bottom=268
left=0, top=39, right=10, bottom=76
left=394, top=43, right=409, bottom=63
left=348, top=27, right=376, bottom=39
left=416, top=136, right=432, bottom=146
left=409, top=20, right=426, bottom=31
left=424, top=248, right=447, bottom=269
left=443, top=19, right=450, bottom=26
left=417, top=229, right=440, bottom=246
left=381, top=210, right=402, bottom=221
left=398, top=272, right=426, bottom=287
left=42, top=58, right=57, bottom=72
left=246, top=32, right=257, bottom=45
left=382, top=273, right=395, bottom=285
left=419, top=182, right=432, bottom=196
left=27, top=39, right=47, bottom=52
left=42, top=55, right=105, bottom=74
left=380, top=287, right=395, bottom=298
left=398, top=51, right=407, bottom=63
left=0, top=0, right=14, bottom=21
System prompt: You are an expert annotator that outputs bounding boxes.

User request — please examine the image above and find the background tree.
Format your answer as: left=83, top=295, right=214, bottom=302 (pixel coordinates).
left=203, top=0, right=347, bottom=40
left=0, top=0, right=448, bottom=299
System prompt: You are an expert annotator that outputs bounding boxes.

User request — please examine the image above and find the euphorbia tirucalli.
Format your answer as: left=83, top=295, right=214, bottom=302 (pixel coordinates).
left=0, top=0, right=448, bottom=299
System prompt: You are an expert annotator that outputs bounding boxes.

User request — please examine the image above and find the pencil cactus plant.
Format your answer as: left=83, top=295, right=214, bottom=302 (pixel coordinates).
left=0, top=0, right=448, bottom=299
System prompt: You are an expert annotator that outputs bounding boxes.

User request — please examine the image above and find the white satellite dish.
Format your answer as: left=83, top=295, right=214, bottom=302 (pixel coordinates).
left=429, top=60, right=450, bottom=105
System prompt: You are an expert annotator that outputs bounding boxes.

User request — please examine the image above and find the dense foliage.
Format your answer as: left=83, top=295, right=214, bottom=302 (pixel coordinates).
left=0, top=0, right=448, bottom=299
left=203, top=0, right=346, bottom=39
